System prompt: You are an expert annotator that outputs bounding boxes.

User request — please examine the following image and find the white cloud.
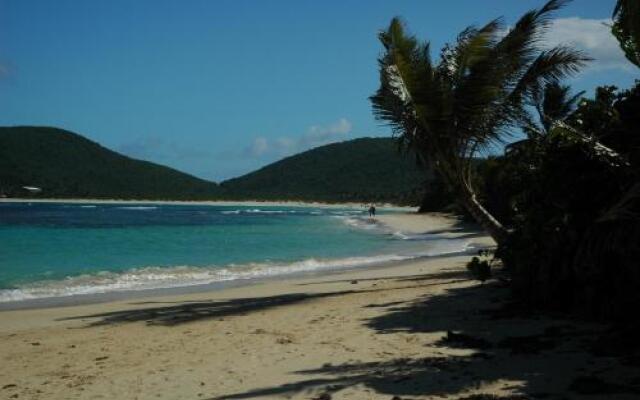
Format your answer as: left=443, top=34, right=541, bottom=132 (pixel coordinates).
left=302, top=118, right=352, bottom=147
left=245, top=118, right=353, bottom=158
left=274, top=137, right=295, bottom=153
left=247, top=137, right=269, bottom=157
left=305, top=118, right=351, bottom=141
left=544, top=17, right=634, bottom=72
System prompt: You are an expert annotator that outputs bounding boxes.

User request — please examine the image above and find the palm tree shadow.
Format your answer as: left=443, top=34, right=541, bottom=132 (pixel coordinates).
left=209, top=281, right=639, bottom=399
left=297, top=268, right=468, bottom=287
left=210, top=355, right=498, bottom=400
left=364, top=281, right=510, bottom=336
left=59, top=291, right=362, bottom=327
left=58, top=269, right=470, bottom=328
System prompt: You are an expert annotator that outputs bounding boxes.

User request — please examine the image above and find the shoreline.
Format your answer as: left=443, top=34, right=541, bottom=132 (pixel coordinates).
left=0, top=252, right=474, bottom=333
left=0, top=212, right=490, bottom=311
left=0, top=250, right=483, bottom=312
left=2, top=213, right=636, bottom=400
left=0, top=197, right=414, bottom=211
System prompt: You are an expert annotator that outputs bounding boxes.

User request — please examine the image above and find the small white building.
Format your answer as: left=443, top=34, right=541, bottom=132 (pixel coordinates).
left=21, top=186, right=42, bottom=194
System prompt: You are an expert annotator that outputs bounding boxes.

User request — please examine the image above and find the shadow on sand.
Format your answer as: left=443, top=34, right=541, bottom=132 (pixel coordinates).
left=59, top=291, right=365, bottom=327
left=60, top=269, right=469, bottom=327
left=58, top=266, right=640, bottom=399
left=296, top=268, right=468, bottom=287
left=209, top=280, right=640, bottom=400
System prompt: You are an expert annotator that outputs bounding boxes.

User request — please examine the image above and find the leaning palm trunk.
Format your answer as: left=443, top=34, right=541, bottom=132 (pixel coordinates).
left=377, top=62, right=514, bottom=244
left=450, top=167, right=510, bottom=244
left=460, top=189, right=510, bottom=244
left=371, top=1, right=588, bottom=245
left=434, top=152, right=510, bottom=243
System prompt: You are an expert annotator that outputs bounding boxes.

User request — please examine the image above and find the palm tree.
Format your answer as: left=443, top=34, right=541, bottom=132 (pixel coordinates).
left=612, top=0, right=640, bottom=67
left=532, top=82, right=585, bottom=134
left=506, top=82, right=584, bottom=163
left=370, top=0, right=589, bottom=244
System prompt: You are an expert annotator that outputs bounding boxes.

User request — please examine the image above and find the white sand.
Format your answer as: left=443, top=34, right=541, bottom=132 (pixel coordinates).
left=0, top=213, right=634, bottom=400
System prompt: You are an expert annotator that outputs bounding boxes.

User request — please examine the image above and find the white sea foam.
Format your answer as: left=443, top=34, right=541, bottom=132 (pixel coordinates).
left=220, top=209, right=304, bottom=215
left=0, top=206, right=480, bottom=303
left=80, top=205, right=98, bottom=209
left=392, top=231, right=440, bottom=241
left=0, top=243, right=476, bottom=303
left=329, top=210, right=364, bottom=215
left=220, top=209, right=361, bottom=217
left=335, top=215, right=381, bottom=231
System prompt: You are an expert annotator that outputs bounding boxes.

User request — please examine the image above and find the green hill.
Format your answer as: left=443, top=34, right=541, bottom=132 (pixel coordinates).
left=0, top=126, right=222, bottom=199
left=221, top=137, right=431, bottom=204
left=0, top=127, right=440, bottom=205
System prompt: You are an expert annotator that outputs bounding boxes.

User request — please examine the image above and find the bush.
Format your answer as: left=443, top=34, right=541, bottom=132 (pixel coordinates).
left=484, top=83, right=640, bottom=319
left=466, top=257, right=491, bottom=283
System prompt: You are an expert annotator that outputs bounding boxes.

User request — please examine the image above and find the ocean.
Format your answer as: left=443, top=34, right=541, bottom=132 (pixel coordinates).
left=0, top=202, right=477, bottom=304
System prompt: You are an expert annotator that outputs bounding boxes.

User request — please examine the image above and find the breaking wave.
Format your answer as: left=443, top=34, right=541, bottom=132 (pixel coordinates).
left=0, top=243, right=475, bottom=303
left=116, top=206, right=158, bottom=211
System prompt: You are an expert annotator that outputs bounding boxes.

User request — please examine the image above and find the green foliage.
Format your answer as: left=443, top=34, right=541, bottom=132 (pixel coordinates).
left=222, top=137, right=438, bottom=205
left=0, top=126, right=222, bottom=199
left=371, top=0, right=588, bottom=244
left=568, top=84, right=640, bottom=166
left=466, top=256, right=491, bottom=283
left=369, top=0, right=638, bottom=320
left=483, top=82, right=640, bottom=319
left=417, top=171, right=457, bottom=212
left=528, top=82, right=585, bottom=134
left=0, top=127, right=448, bottom=205
left=612, top=0, right=640, bottom=67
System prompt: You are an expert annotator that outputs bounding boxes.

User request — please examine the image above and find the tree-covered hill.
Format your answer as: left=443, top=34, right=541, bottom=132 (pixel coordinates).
left=0, top=126, right=222, bottom=199
left=221, top=137, right=431, bottom=204
left=0, top=127, right=436, bottom=205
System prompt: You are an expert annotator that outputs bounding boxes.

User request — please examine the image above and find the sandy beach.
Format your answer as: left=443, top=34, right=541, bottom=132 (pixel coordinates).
left=1, top=213, right=638, bottom=400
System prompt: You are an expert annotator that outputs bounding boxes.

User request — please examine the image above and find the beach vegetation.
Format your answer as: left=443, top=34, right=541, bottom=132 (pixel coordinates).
left=373, top=0, right=640, bottom=319
left=612, top=0, right=640, bottom=67
left=488, top=81, right=640, bottom=318
left=371, top=0, right=588, bottom=244
left=466, top=257, right=491, bottom=283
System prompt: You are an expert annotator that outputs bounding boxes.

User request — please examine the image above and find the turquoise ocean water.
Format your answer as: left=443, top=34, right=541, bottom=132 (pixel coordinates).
left=0, top=202, right=478, bottom=303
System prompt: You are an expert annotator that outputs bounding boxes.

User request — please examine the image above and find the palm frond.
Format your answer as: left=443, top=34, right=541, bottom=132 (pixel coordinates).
left=530, top=82, right=585, bottom=132
left=371, top=19, right=429, bottom=151
left=612, top=0, right=640, bottom=66
left=507, top=46, right=590, bottom=111
left=439, top=19, right=502, bottom=83
left=370, top=0, right=583, bottom=245
left=550, top=122, right=629, bottom=168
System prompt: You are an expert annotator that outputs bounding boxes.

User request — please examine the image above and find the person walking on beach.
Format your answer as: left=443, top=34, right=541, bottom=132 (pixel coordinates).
left=368, top=204, right=376, bottom=218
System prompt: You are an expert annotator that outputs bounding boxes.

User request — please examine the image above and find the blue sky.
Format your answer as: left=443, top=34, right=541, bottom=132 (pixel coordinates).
left=0, top=0, right=637, bottom=181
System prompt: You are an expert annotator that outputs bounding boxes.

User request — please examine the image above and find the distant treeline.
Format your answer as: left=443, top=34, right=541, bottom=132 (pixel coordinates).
left=221, top=137, right=436, bottom=205
left=0, top=127, right=444, bottom=206
left=0, top=127, right=222, bottom=200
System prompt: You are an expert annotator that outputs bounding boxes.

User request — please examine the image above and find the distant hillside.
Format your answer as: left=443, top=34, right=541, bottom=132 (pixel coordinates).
left=0, top=126, right=222, bottom=199
left=0, top=127, right=442, bottom=205
left=221, top=138, right=431, bottom=204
